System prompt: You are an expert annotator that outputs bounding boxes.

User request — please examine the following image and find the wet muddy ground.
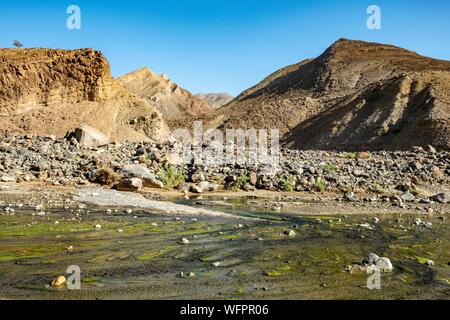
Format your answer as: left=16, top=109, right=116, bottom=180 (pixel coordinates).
left=0, top=192, right=449, bottom=300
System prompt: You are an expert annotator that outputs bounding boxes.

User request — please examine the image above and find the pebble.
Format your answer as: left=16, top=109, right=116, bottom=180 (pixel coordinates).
left=51, top=275, right=67, bottom=287
left=180, top=238, right=190, bottom=245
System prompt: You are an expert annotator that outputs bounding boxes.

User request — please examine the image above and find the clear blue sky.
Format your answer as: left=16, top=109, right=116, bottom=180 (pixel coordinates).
left=1, top=0, right=449, bottom=95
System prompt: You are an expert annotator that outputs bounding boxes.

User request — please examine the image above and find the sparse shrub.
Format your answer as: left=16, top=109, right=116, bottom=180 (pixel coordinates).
left=94, top=167, right=120, bottom=186
left=212, top=175, right=225, bottom=186
left=372, top=183, right=385, bottom=194
left=280, top=175, right=296, bottom=192
left=322, top=163, right=337, bottom=173
left=157, top=164, right=185, bottom=189
left=343, top=152, right=358, bottom=159
left=231, top=175, right=249, bottom=192
left=314, top=179, right=326, bottom=192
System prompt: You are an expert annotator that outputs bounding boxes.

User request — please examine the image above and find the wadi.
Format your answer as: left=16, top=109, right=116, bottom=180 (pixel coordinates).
left=0, top=39, right=449, bottom=300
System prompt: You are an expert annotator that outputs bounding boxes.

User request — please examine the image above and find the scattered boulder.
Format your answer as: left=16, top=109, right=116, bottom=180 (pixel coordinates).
left=284, top=230, right=296, bottom=237
left=162, top=153, right=183, bottom=166
left=427, top=145, right=437, bottom=154
left=190, top=181, right=218, bottom=194
left=431, top=166, right=444, bottom=178
left=357, top=151, right=370, bottom=159
left=117, top=177, right=143, bottom=192
left=179, top=238, right=190, bottom=245
left=362, top=253, right=393, bottom=272
left=425, top=259, right=434, bottom=266
left=401, top=191, right=416, bottom=202
left=431, top=193, right=450, bottom=204
left=190, top=172, right=205, bottom=183
left=121, top=164, right=163, bottom=188
left=249, top=172, right=258, bottom=186
left=363, top=253, right=380, bottom=265
left=375, top=257, right=394, bottom=272
left=0, top=175, right=15, bottom=182
left=66, top=124, right=109, bottom=148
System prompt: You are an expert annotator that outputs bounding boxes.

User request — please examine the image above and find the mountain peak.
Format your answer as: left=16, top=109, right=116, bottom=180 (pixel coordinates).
left=117, top=67, right=213, bottom=122
left=210, top=39, right=450, bottom=150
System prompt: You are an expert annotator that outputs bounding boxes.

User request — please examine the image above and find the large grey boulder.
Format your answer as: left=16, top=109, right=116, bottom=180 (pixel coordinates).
left=431, top=193, right=450, bottom=204
left=121, top=164, right=163, bottom=188
left=66, top=124, right=109, bottom=148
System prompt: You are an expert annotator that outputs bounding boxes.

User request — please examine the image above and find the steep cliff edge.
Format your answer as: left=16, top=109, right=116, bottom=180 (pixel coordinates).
left=0, top=48, right=170, bottom=142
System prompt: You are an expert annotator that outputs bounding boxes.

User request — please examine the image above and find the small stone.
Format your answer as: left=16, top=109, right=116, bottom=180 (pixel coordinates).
left=357, top=151, right=370, bottom=159
left=363, top=253, right=380, bottom=265
left=431, top=193, right=450, bottom=204
left=37, top=211, right=46, bottom=217
left=212, top=262, right=221, bottom=267
left=180, top=238, right=190, bottom=245
left=426, top=145, right=437, bottom=154
left=94, top=224, right=102, bottom=229
left=401, top=191, right=415, bottom=202
left=375, top=257, right=393, bottom=272
left=249, top=172, right=258, bottom=186
left=284, top=230, right=296, bottom=237
left=51, top=275, right=67, bottom=287
left=0, top=175, right=15, bottom=182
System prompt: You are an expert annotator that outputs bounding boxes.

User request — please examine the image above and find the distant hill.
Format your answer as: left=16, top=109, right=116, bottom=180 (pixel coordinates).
left=117, top=67, right=214, bottom=121
left=195, top=93, right=234, bottom=109
left=209, top=39, right=450, bottom=150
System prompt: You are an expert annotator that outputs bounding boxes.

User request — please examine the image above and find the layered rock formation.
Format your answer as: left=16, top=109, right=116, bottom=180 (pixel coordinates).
left=0, top=48, right=170, bottom=142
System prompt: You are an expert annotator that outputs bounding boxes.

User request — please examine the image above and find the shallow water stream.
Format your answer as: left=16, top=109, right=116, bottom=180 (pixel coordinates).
left=0, top=197, right=449, bottom=299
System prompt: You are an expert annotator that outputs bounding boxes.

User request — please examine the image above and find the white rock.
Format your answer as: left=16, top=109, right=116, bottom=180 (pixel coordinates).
left=375, top=257, right=393, bottom=272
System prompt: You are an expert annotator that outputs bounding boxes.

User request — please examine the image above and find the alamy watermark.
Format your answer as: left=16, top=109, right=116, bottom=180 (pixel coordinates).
left=367, top=5, right=382, bottom=30
left=366, top=266, right=381, bottom=290
left=66, top=5, right=81, bottom=30
left=172, top=121, right=280, bottom=168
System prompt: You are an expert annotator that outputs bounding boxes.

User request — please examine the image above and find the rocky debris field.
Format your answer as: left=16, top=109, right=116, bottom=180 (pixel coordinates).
left=0, top=133, right=449, bottom=206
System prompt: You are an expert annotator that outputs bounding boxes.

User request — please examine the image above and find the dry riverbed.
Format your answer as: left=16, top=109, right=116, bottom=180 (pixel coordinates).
left=0, top=184, right=449, bottom=299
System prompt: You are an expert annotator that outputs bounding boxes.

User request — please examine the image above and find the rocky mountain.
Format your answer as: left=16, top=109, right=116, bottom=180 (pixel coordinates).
left=195, top=92, right=234, bottom=109
left=0, top=48, right=170, bottom=142
left=210, top=39, right=450, bottom=150
left=117, top=67, right=214, bottom=121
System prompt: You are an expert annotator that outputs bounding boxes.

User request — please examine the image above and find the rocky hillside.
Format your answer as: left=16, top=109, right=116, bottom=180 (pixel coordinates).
left=210, top=39, right=450, bottom=150
left=195, top=92, right=234, bottom=109
left=117, top=67, right=214, bottom=121
left=0, top=48, right=170, bottom=142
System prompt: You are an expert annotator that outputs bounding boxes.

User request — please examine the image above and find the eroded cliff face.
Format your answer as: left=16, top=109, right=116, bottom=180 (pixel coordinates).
left=0, top=48, right=170, bottom=143
left=0, top=48, right=113, bottom=115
